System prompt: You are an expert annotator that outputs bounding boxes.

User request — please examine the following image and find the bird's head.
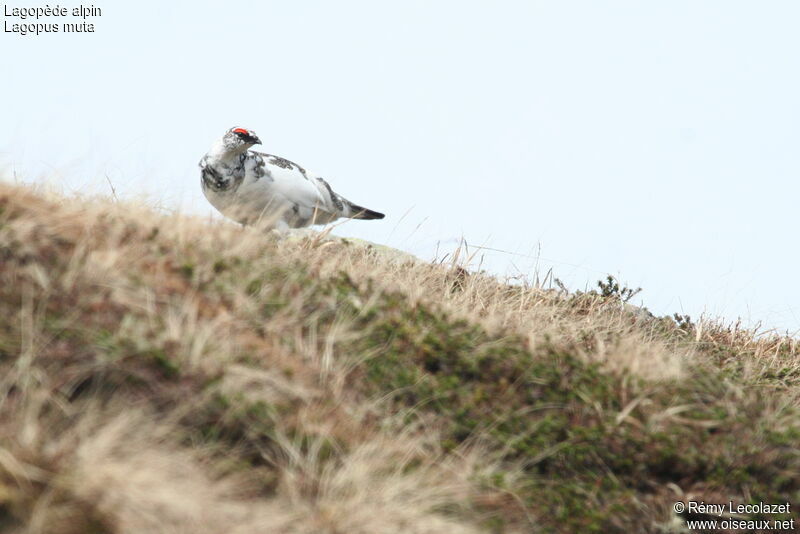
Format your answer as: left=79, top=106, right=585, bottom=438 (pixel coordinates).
left=222, top=127, right=262, bottom=151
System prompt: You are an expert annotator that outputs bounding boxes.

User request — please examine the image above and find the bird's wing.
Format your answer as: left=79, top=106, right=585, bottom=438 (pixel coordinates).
left=250, top=151, right=342, bottom=214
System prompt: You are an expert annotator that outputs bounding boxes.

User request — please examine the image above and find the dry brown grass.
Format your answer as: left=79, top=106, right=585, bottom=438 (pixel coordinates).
left=0, top=181, right=798, bottom=533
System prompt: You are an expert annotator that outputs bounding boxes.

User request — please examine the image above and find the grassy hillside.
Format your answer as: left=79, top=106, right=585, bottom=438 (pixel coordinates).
left=0, top=182, right=798, bottom=533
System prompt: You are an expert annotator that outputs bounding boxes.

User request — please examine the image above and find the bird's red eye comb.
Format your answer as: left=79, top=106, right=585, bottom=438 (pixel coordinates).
left=233, top=128, right=250, bottom=135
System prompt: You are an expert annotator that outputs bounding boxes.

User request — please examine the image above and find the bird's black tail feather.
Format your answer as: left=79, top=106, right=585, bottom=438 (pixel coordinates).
left=349, top=202, right=385, bottom=220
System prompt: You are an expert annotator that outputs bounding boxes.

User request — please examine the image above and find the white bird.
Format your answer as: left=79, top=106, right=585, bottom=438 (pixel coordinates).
left=200, top=127, right=384, bottom=230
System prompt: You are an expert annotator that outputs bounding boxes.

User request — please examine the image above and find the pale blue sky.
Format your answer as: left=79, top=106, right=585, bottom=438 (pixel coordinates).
left=3, top=1, right=799, bottom=331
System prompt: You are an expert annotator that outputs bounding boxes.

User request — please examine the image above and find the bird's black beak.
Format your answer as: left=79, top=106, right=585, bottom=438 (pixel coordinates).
left=247, top=134, right=262, bottom=145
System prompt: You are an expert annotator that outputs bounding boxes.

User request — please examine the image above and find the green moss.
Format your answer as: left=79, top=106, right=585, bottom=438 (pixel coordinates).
left=149, top=348, right=180, bottom=378
left=179, top=263, right=195, bottom=279
left=261, top=296, right=288, bottom=317
left=212, top=259, right=228, bottom=273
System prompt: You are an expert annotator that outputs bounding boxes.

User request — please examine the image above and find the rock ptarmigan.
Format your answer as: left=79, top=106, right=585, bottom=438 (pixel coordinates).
left=200, top=127, right=384, bottom=230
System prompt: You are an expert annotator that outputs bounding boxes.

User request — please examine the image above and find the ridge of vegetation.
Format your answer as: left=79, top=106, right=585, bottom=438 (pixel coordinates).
left=0, top=182, right=797, bottom=533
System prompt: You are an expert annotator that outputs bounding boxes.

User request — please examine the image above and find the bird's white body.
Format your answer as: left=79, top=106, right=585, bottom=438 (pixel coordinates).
left=200, top=131, right=384, bottom=230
